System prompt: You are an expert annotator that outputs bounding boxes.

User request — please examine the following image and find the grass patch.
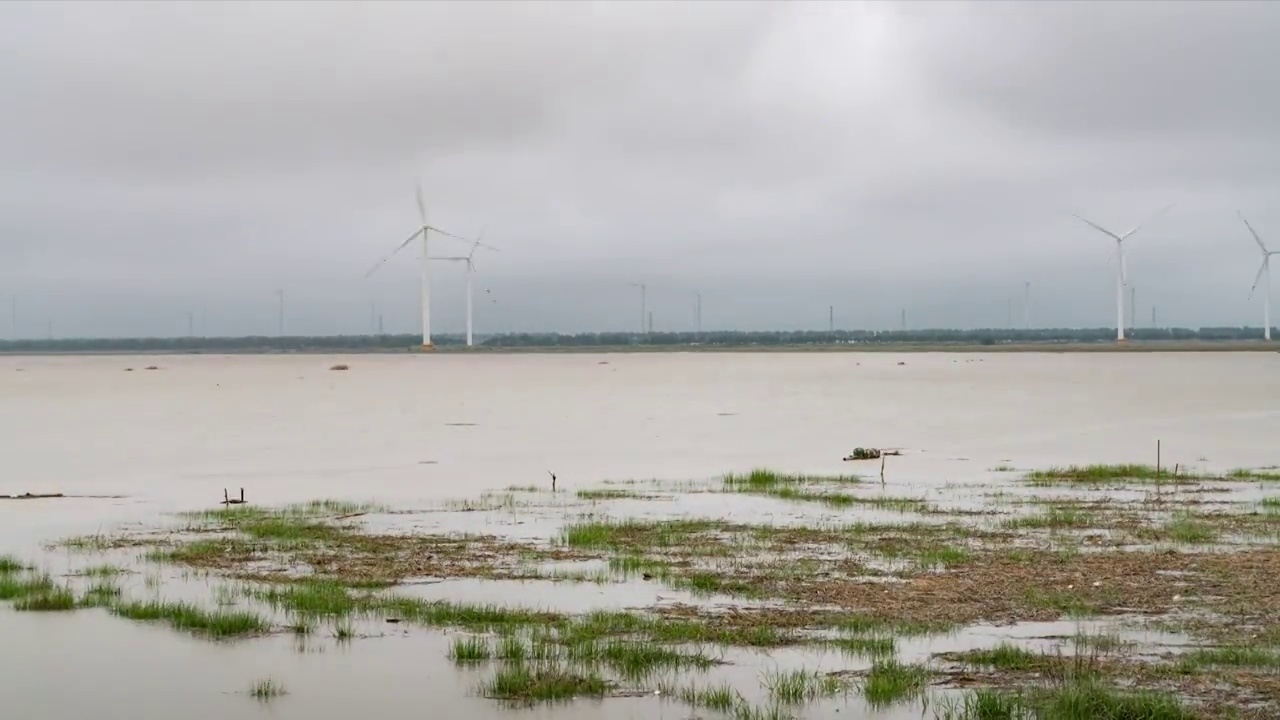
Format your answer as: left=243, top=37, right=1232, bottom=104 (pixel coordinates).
left=15, top=586, right=77, bottom=611
left=1004, top=507, right=1096, bottom=530
left=596, top=639, right=717, bottom=679
left=0, top=555, right=28, bottom=573
left=1228, top=468, right=1280, bottom=481
left=862, top=659, right=930, bottom=708
left=0, top=572, right=54, bottom=600
left=723, top=468, right=860, bottom=489
left=1163, top=513, right=1218, bottom=544
left=1024, top=464, right=1205, bottom=486
left=376, top=597, right=559, bottom=630
left=560, top=518, right=726, bottom=551
left=829, top=635, right=897, bottom=658
left=679, top=683, right=742, bottom=712
left=1073, top=631, right=1126, bottom=654
left=480, top=663, right=610, bottom=702
left=449, top=635, right=493, bottom=663
left=914, top=545, right=973, bottom=568
left=78, top=564, right=128, bottom=578
left=333, top=622, right=355, bottom=641
left=952, top=642, right=1040, bottom=671
left=256, top=580, right=359, bottom=617
left=249, top=677, right=287, bottom=700
left=576, top=489, right=646, bottom=500
left=1179, top=646, right=1280, bottom=670
left=762, top=668, right=843, bottom=704
left=111, top=599, right=269, bottom=638
left=80, top=581, right=123, bottom=607
left=1032, top=679, right=1195, bottom=719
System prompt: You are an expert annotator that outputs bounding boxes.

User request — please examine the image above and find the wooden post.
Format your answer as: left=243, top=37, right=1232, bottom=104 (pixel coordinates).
left=880, top=455, right=886, bottom=485
left=1156, top=439, right=1161, bottom=476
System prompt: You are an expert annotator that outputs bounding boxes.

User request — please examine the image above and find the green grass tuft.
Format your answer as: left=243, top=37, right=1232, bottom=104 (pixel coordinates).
left=111, top=599, right=269, bottom=638
left=723, top=468, right=860, bottom=488
left=1163, top=513, right=1218, bottom=544
left=1024, top=464, right=1204, bottom=485
left=955, top=642, right=1040, bottom=671
left=679, top=683, right=743, bottom=712
left=0, top=555, right=29, bottom=574
left=1180, top=646, right=1280, bottom=670
left=480, top=663, right=610, bottom=702
left=862, top=659, right=930, bottom=708
left=249, top=677, right=287, bottom=700
left=449, top=635, right=493, bottom=663
left=15, top=586, right=77, bottom=611
left=829, top=635, right=897, bottom=658
left=763, top=668, right=843, bottom=704
left=0, top=571, right=54, bottom=600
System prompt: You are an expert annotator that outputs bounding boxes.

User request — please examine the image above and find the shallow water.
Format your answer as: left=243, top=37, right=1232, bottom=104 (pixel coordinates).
left=2, top=351, right=1278, bottom=719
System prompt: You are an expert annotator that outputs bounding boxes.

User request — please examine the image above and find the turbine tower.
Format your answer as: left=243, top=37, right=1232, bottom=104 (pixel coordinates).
left=364, top=183, right=468, bottom=349
left=430, top=226, right=499, bottom=347
left=1239, top=211, right=1278, bottom=341
left=1070, top=205, right=1173, bottom=342
left=628, top=283, right=647, bottom=334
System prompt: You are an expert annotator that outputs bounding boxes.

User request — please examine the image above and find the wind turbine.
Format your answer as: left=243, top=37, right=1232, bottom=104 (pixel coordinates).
left=364, top=183, right=469, bottom=349
left=627, top=283, right=647, bottom=334
left=1239, top=211, right=1278, bottom=341
left=430, top=226, right=499, bottom=347
left=1070, top=204, right=1173, bottom=342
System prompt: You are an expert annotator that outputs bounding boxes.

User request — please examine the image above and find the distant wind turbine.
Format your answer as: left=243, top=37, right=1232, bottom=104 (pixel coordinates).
left=430, top=225, right=499, bottom=347
left=627, top=283, right=647, bottom=334
left=1070, top=204, right=1174, bottom=341
left=364, top=183, right=469, bottom=349
left=1239, top=211, right=1279, bottom=341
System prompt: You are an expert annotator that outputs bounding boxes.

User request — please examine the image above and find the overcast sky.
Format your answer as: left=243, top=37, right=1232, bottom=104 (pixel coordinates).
left=2, top=1, right=1278, bottom=338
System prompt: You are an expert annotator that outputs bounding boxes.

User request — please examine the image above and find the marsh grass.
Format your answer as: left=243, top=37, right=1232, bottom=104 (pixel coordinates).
left=1163, top=513, right=1218, bottom=544
left=723, top=469, right=860, bottom=489
left=679, top=683, right=742, bottom=712
left=762, top=668, right=844, bottom=704
left=1033, top=680, right=1194, bottom=720
left=829, top=635, right=897, bottom=658
left=862, top=659, right=930, bottom=708
left=912, top=545, right=973, bottom=568
left=249, top=677, right=287, bottom=700
left=597, top=640, right=717, bottom=679
left=256, top=580, right=359, bottom=617
left=932, top=688, right=1022, bottom=720
left=951, top=642, right=1040, bottom=671
left=1004, top=507, right=1096, bottom=530
left=111, top=599, right=269, bottom=638
left=576, top=489, right=648, bottom=501
left=15, top=585, right=77, bottom=611
left=560, top=518, right=725, bottom=550
left=1072, top=631, right=1126, bottom=654
left=450, top=635, right=493, bottom=663
left=333, top=622, right=355, bottom=641
left=1024, top=464, right=1208, bottom=486
left=1179, top=646, right=1280, bottom=670
left=78, top=564, right=128, bottom=578
left=80, top=581, right=123, bottom=607
left=0, top=555, right=28, bottom=573
left=1228, top=468, right=1280, bottom=481
left=0, top=571, right=54, bottom=600
left=480, top=662, right=610, bottom=702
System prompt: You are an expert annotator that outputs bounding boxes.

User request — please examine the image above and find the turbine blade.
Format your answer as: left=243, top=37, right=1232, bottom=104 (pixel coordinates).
left=363, top=228, right=425, bottom=278
left=425, top=226, right=472, bottom=243
left=416, top=183, right=427, bottom=226
left=1120, top=203, right=1176, bottom=240
left=1070, top=214, right=1124, bottom=242
left=1239, top=211, right=1267, bottom=253
left=470, top=225, right=488, bottom=260
left=1250, top=257, right=1267, bottom=297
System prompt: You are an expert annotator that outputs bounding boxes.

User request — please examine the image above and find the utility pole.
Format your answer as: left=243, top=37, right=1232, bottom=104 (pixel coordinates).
left=275, top=289, right=285, bottom=337
left=378, top=314, right=384, bottom=335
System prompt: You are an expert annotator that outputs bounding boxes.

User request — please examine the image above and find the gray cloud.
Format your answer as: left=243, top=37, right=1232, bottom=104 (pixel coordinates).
left=1, top=0, right=1278, bottom=338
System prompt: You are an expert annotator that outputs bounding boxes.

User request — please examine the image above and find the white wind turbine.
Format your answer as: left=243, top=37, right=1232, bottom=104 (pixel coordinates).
left=1070, top=204, right=1174, bottom=342
left=364, top=184, right=469, bottom=349
left=431, top=226, right=499, bottom=347
left=1239, top=211, right=1278, bottom=341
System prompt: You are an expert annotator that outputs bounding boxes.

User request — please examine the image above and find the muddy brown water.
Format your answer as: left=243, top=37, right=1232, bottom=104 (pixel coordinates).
left=0, top=352, right=1277, bottom=719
